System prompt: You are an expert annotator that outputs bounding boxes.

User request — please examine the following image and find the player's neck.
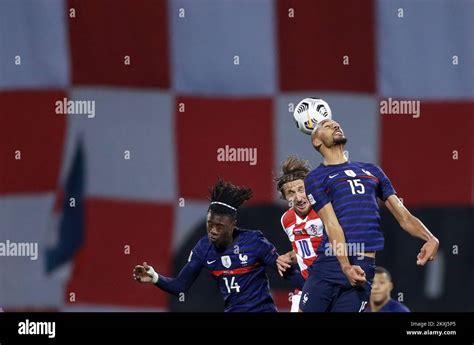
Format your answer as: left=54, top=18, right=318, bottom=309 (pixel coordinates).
left=294, top=208, right=310, bottom=220
left=322, top=145, right=347, bottom=166
left=370, top=297, right=390, bottom=312
left=216, top=229, right=236, bottom=249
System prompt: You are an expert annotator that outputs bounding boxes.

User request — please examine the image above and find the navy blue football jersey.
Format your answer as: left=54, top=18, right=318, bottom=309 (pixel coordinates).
left=304, top=161, right=396, bottom=252
left=366, top=298, right=410, bottom=312
left=155, top=228, right=280, bottom=312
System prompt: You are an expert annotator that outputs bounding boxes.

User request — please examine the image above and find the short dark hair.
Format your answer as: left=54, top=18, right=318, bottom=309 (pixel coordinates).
left=208, top=179, right=252, bottom=218
left=375, top=266, right=392, bottom=281
left=275, top=156, right=311, bottom=199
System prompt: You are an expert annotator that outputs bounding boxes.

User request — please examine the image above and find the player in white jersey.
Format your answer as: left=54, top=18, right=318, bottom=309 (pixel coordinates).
left=275, top=156, right=324, bottom=312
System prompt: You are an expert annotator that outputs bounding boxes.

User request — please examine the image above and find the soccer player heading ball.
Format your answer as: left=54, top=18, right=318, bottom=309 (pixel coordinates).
left=133, top=179, right=302, bottom=312
left=300, top=117, right=439, bottom=312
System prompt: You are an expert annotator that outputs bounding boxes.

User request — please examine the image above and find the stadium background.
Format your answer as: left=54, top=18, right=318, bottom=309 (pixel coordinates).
left=0, top=0, right=472, bottom=312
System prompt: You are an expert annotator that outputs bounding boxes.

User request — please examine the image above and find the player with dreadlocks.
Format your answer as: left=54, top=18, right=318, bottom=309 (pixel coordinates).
left=133, top=179, right=302, bottom=312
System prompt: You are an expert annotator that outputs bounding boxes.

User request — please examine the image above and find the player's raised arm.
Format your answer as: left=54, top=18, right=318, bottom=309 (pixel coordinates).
left=385, top=195, right=439, bottom=266
left=255, top=232, right=304, bottom=288
left=276, top=251, right=296, bottom=277
left=257, top=233, right=283, bottom=270
left=317, top=203, right=366, bottom=286
left=370, top=163, right=439, bottom=266
left=133, top=250, right=203, bottom=296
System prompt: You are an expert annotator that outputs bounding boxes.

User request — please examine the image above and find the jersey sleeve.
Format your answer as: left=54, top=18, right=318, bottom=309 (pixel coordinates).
left=304, top=172, right=330, bottom=212
left=255, top=231, right=279, bottom=268
left=370, top=164, right=396, bottom=201
left=254, top=231, right=304, bottom=288
left=280, top=213, right=286, bottom=231
left=154, top=242, right=204, bottom=296
left=280, top=212, right=292, bottom=240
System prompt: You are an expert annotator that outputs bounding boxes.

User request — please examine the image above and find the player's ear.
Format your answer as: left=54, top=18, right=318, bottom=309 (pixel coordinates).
left=388, top=281, right=394, bottom=293
left=312, top=137, right=322, bottom=151
left=311, top=128, right=322, bottom=150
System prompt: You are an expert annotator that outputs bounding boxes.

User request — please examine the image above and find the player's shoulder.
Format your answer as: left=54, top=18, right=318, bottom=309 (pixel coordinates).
left=307, top=164, right=326, bottom=176
left=235, top=228, right=268, bottom=245
left=389, top=299, right=410, bottom=312
left=304, top=165, right=326, bottom=184
left=281, top=208, right=296, bottom=229
left=307, top=208, right=320, bottom=220
left=352, top=161, right=381, bottom=171
left=194, top=234, right=212, bottom=252
left=188, top=235, right=213, bottom=262
left=236, top=228, right=264, bottom=238
left=349, top=161, right=375, bottom=168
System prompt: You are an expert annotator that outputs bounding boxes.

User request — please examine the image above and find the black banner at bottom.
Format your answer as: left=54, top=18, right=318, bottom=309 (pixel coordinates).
left=0, top=312, right=472, bottom=345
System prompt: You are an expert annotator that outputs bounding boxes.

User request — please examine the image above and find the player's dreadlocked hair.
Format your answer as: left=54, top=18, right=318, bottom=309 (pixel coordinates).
left=275, top=155, right=311, bottom=199
left=208, top=179, right=253, bottom=218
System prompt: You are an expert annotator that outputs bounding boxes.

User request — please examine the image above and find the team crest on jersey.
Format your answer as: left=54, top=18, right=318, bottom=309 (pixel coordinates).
left=344, top=169, right=356, bottom=177
left=306, top=224, right=317, bottom=236
left=221, top=255, right=232, bottom=268
left=239, top=254, right=248, bottom=266
left=306, top=222, right=323, bottom=237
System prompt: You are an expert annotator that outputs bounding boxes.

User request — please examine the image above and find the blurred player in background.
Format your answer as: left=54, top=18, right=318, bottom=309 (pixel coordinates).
left=133, top=179, right=302, bottom=312
left=274, top=156, right=323, bottom=312
left=366, top=266, right=410, bottom=312
left=301, top=118, right=439, bottom=312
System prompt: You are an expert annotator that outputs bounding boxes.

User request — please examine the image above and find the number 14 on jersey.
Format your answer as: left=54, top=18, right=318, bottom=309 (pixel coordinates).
left=223, top=276, right=240, bottom=293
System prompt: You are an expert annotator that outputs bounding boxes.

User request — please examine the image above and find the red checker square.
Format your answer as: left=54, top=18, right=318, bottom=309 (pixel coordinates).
left=277, top=0, right=375, bottom=92
left=66, top=198, right=174, bottom=308
left=381, top=101, right=473, bottom=206
left=0, top=90, right=67, bottom=194
left=68, top=0, right=169, bottom=88
left=176, top=97, right=274, bottom=203
left=271, top=289, right=292, bottom=312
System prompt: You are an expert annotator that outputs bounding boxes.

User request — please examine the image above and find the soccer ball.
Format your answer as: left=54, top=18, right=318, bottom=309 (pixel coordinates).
left=293, top=98, right=332, bottom=135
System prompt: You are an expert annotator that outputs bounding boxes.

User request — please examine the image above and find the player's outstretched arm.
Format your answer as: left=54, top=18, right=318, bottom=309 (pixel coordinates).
left=385, top=195, right=439, bottom=266
left=133, top=262, right=158, bottom=283
left=276, top=251, right=296, bottom=277
left=133, top=257, right=203, bottom=296
left=318, top=203, right=367, bottom=286
left=257, top=234, right=304, bottom=288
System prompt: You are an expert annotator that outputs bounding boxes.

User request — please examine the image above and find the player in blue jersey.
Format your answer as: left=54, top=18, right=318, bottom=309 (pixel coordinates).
left=300, top=119, right=439, bottom=312
left=366, top=266, right=410, bottom=312
left=133, top=179, right=302, bottom=312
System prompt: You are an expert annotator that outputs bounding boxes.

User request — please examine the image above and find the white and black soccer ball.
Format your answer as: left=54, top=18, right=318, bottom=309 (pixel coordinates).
left=293, top=98, right=332, bottom=135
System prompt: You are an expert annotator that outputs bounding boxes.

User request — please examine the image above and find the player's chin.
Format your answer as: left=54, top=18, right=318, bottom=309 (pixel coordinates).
left=295, top=203, right=310, bottom=214
left=333, top=135, right=347, bottom=145
left=371, top=294, right=383, bottom=303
